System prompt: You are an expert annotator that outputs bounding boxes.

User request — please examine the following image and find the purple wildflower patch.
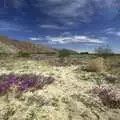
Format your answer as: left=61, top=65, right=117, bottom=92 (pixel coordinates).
left=0, top=74, right=55, bottom=97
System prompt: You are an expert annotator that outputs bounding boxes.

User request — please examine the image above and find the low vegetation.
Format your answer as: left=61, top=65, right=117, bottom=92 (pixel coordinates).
left=95, top=45, right=113, bottom=56
left=93, top=85, right=120, bottom=108
left=17, top=52, right=31, bottom=57
left=0, top=74, right=55, bottom=98
left=105, top=75, right=119, bottom=83
left=83, top=57, right=105, bottom=72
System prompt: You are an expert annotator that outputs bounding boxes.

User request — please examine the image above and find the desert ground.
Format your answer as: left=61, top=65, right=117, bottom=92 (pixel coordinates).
left=0, top=54, right=120, bottom=120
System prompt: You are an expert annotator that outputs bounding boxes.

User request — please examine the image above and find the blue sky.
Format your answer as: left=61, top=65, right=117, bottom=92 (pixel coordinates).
left=0, top=0, right=120, bottom=53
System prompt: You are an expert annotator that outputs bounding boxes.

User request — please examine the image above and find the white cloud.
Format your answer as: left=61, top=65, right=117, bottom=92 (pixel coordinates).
left=115, top=32, right=120, bottom=36
left=104, top=28, right=115, bottom=32
left=30, top=35, right=104, bottom=44
left=98, top=37, right=108, bottom=41
left=7, top=0, right=120, bottom=25
left=109, top=31, right=120, bottom=36
left=46, top=0, right=93, bottom=23
left=105, top=28, right=120, bottom=36
left=35, top=0, right=120, bottom=24
left=60, top=32, right=71, bottom=36
left=29, top=37, right=42, bottom=41
left=39, top=24, right=67, bottom=29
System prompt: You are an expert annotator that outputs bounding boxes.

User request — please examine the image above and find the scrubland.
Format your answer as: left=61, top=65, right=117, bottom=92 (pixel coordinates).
left=0, top=54, right=120, bottom=120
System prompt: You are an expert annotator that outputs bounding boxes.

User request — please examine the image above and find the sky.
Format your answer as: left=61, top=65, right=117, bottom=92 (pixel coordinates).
left=0, top=0, right=120, bottom=53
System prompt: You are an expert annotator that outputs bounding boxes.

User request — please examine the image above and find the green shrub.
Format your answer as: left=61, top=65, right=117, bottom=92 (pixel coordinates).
left=58, top=49, right=71, bottom=63
left=58, top=49, right=71, bottom=58
left=18, top=52, right=30, bottom=57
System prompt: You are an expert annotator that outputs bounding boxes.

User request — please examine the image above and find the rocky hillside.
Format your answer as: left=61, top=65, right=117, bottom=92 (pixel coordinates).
left=0, top=36, right=57, bottom=54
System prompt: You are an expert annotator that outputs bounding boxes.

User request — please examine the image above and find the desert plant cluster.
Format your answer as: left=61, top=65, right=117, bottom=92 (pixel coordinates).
left=93, top=85, right=120, bottom=108
left=0, top=74, right=55, bottom=97
left=83, top=57, right=105, bottom=72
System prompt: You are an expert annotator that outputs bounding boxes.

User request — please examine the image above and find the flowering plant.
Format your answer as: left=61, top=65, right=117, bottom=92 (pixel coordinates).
left=0, top=74, right=55, bottom=97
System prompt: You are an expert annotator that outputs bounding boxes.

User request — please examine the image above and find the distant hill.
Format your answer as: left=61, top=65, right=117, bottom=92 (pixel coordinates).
left=58, top=48, right=79, bottom=55
left=0, top=36, right=57, bottom=54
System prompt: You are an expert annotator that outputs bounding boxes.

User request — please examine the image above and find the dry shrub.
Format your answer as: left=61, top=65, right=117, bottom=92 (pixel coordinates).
left=93, top=85, right=120, bottom=108
left=85, top=57, right=105, bottom=72
left=105, top=76, right=119, bottom=83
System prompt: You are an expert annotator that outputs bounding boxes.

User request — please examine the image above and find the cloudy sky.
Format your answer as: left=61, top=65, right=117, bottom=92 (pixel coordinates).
left=0, top=0, right=120, bottom=53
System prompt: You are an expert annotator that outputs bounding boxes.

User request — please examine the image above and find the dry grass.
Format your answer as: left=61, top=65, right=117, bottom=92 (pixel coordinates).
left=84, top=57, right=105, bottom=72
left=104, top=55, right=120, bottom=76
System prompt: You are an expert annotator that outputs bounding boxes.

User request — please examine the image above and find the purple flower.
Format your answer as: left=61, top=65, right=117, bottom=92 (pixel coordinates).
left=0, top=74, right=55, bottom=96
left=27, top=79, right=34, bottom=86
left=20, top=84, right=28, bottom=92
left=0, top=83, right=9, bottom=94
left=22, top=79, right=34, bottom=87
left=8, top=77, right=18, bottom=85
left=28, top=79, right=33, bottom=83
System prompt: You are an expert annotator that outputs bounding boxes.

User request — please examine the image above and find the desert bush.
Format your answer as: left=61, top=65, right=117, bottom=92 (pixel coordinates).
left=93, top=85, right=120, bottom=108
left=0, top=74, right=55, bottom=97
left=95, top=45, right=113, bottom=57
left=111, top=63, right=120, bottom=68
left=31, top=55, right=48, bottom=60
left=58, top=49, right=71, bottom=62
left=84, top=57, right=105, bottom=72
left=80, top=52, right=89, bottom=54
left=105, top=76, right=119, bottom=83
left=18, top=52, right=30, bottom=57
